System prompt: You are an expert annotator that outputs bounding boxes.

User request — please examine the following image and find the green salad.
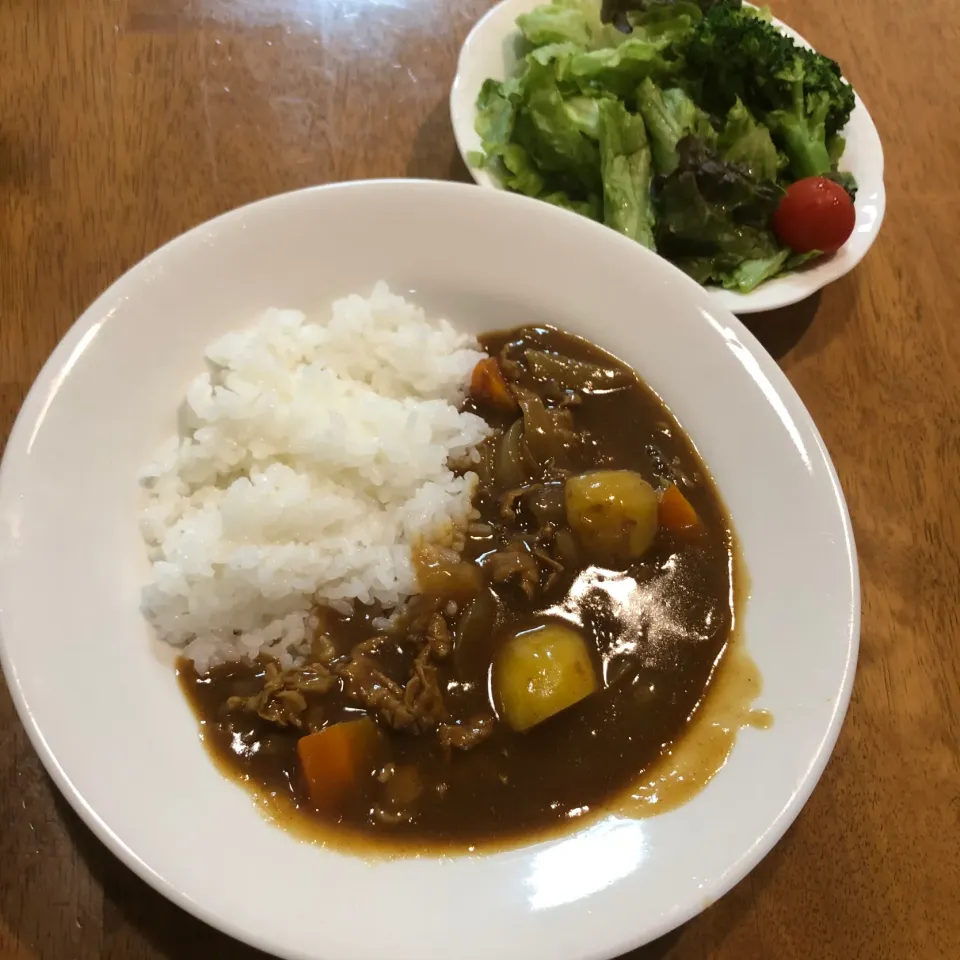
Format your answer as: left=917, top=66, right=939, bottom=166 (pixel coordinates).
left=472, top=0, right=858, bottom=293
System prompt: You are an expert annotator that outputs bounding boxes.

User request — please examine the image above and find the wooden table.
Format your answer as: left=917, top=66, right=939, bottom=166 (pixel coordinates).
left=1, top=1, right=958, bottom=957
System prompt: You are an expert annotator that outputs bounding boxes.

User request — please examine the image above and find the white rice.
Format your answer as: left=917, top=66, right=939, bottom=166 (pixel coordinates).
left=139, top=283, right=489, bottom=671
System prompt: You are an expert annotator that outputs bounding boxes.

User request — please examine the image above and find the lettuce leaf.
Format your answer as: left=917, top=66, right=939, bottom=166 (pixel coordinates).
left=636, top=78, right=715, bottom=174
left=544, top=190, right=604, bottom=219
left=512, top=62, right=603, bottom=194
left=655, top=136, right=783, bottom=262
left=598, top=100, right=656, bottom=248
left=717, top=98, right=784, bottom=182
left=518, top=0, right=628, bottom=50
left=565, top=36, right=677, bottom=97
left=724, top=249, right=790, bottom=292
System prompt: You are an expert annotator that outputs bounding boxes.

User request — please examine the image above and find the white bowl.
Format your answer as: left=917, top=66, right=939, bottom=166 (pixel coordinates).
left=0, top=180, right=858, bottom=960
left=450, top=0, right=886, bottom=314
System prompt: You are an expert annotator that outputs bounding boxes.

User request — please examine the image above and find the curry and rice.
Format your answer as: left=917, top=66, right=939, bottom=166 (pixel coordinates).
left=140, top=283, right=746, bottom=849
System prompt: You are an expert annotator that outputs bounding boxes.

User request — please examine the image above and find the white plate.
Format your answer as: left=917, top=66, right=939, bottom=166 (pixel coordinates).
left=0, top=180, right=858, bottom=960
left=450, top=0, right=886, bottom=314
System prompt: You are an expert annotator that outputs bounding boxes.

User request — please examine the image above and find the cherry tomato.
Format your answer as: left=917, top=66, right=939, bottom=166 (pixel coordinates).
left=772, top=176, right=856, bottom=255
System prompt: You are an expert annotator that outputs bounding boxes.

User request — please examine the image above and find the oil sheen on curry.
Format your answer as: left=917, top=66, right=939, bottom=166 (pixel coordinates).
left=180, top=326, right=748, bottom=850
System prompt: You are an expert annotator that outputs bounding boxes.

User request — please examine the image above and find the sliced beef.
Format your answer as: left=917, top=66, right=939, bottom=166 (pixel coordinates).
left=438, top=714, right=496, bottom=751
left=226, top=660, right=335, bottom=729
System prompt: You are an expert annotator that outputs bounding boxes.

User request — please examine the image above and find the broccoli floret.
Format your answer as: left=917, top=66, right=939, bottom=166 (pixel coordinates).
left=684, top=1, right=855, bottom=180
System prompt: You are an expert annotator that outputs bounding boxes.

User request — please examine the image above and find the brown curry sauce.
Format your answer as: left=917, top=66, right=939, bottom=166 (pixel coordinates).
left=179, top=326, right=766, bottom=852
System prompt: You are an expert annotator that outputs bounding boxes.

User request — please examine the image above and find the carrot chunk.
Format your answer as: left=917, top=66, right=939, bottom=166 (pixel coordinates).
left=297, top=718, right=379, bottom=810
left=658, top=483, right=703, bottom=537
left=470, top=358, right=518, bottom=413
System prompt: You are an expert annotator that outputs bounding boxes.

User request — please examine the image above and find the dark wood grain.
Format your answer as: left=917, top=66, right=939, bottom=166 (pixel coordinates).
left=1, top=0, right=958, bottom=957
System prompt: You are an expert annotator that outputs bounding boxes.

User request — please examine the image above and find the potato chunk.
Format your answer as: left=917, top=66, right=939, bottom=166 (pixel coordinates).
left=412, top=543, right=482, bottom=600
left=493, top=623, right=598, bottom=732
left=564, top=470, right=659, bottom=560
